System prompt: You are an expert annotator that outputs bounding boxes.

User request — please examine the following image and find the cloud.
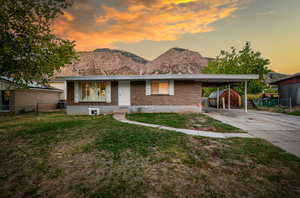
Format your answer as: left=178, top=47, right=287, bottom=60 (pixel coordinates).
left=62, top=11, right=74, bottom=21
left=256, top=10, right=276, bottom=16
left=52, top=0, right=244, bottom=51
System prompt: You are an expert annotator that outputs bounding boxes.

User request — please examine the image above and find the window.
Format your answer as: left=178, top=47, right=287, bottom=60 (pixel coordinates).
left=151, top=81, right=169, bottom=95
left=81, top=82, right=91, bottom=100
left=0, top=91, right=10, bottom=111
left=79, top=81, right=106, bottom=102
left=95, top=82, right=106, bottom=101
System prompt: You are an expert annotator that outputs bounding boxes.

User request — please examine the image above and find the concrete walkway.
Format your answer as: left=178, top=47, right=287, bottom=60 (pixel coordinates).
left=113, top=113, right=254, bottom=139
left=204, top=108, right=300, bottom=158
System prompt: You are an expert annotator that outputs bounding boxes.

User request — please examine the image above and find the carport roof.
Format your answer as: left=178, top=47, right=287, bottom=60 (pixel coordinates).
left=56, top=74, right=258, bottom=83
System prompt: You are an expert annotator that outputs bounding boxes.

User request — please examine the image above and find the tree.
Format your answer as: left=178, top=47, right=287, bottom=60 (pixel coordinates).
left=0, top=0, right=77, bottom=85
left=202, top=42, right=270, bottom=94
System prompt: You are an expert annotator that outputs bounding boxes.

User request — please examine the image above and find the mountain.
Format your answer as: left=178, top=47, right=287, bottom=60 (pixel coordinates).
left=56, top=49, right=148, bottom=76
left=94, top=48, right=149, bottom=64
left=55, top=48, right=209, bottom=76
left=143, top=48, right=208, bottom=74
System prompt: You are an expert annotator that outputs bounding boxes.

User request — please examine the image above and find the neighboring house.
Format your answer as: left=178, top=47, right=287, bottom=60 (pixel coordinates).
left=49, top=79, right=67, bottom=100
left=264, top=72, right=288, bottom=86
left=271, top=72, right=300, bottom=106
left=57, top=74, right=258, bottom=115
left=0, top=76, right=63, bottom=114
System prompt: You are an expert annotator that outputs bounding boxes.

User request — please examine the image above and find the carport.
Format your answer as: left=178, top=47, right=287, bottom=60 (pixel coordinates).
left=201, top=74, right=258, bottom=112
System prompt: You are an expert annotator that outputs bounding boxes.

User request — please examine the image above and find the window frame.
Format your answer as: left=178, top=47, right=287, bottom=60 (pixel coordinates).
left=79, top=81, right=107, bottom=102
left=150, top=80, right=170, bottom=95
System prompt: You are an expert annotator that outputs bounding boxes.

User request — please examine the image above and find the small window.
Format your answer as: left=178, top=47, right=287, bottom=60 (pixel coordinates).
left=151, top=81, right=169, bottom=95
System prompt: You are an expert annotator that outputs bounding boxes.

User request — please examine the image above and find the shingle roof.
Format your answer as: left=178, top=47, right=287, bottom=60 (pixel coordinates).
left=0, top=76, right=62, bottom=91
left=270, top=72, right=300, bottom=84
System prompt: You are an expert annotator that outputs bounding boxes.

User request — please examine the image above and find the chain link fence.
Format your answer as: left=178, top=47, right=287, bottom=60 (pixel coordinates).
left=252, top=97, right=295, bottom=112
left=0, top=102, right=66, bottom=115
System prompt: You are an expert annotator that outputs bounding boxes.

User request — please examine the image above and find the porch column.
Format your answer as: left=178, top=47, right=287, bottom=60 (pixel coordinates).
left=228, top=84, right=231, bottom=110
left=64, top=81, right=67, bottom=100
left=245, top=81, right=248, bottom=113
left=217, top=88, right=220, bottom=109
left=0, top=91, right=2, bottom=111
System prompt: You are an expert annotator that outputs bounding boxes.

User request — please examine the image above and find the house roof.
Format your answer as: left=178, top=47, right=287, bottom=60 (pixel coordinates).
left=56, top=74, right=258, bottom=83
left=270, top=72, right=300, bottom=84
left=0, top=76, right=63, bottom=92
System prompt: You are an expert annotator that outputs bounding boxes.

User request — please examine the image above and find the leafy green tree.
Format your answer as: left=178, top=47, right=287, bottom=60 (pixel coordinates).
left=0, top=0, right=77, bottom=85
left=202, top=42, right=270, bottom=94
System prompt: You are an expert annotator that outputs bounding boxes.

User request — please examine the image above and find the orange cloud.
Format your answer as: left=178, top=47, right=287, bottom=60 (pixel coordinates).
left=52, top=0, right=243, bottom=51
left=62, top=11, right=74, bottom=21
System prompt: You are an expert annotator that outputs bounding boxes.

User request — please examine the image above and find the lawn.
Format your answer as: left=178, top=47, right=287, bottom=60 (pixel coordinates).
left=287, top=110, right=300, bottom=116
left=255, top=106, right=300, bottom=116
left=127, top=113, right=244, bottom=133
left=0, top=112, right=300, bottom=198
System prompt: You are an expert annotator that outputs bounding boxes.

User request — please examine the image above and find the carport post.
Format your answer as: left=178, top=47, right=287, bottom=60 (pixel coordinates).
left=217, top=88, right=220, bottom=109
left=228, top=84, right=231, bottom=110
left=245, top=81, right=248, bottom=113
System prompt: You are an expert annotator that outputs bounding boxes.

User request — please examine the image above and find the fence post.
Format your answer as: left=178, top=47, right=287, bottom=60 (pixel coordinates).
left=289, top=97, right=292, bottom=112
left=36, top=103, right=39, bottom=115
left=228, top=84, right=231, bottom=110
left=217, top=88, right=220, bottom=109
left=244, top=81, right=248, bottom=113
left=13, top=105, right=17, bottom=115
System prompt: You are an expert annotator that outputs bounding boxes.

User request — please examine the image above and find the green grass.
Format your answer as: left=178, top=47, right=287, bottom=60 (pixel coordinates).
left=255, top=106, right=300, bottom=116
left=287, top=110, right=300, bottom=116
left=218, top=138, right=300, bottom=165
left=127, top=113, right=244, bottom=133
left=93, top=116, right=186, bottom=158
left=127, top=113, right=187, bottom=128
left=0, top=112, right=299, bottom=198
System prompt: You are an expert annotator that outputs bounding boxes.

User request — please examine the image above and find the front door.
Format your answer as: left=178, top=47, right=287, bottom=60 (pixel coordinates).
left=118, top=81, right=131, bottom=106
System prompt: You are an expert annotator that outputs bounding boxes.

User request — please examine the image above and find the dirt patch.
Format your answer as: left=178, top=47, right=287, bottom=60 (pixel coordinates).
left=51, top=137, right=95, bottom=156
left=185, top=116, right=217, bottom=131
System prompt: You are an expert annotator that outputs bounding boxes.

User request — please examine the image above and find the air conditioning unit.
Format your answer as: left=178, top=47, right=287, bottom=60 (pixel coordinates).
left=88, top=108, right=100, bottom=115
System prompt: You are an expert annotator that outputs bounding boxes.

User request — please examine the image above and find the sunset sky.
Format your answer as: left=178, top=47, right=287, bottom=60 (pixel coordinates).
left=53, top=0, right=300, bottom=74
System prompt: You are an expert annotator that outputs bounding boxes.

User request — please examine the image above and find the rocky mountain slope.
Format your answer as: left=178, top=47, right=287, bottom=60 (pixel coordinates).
left=144, top=48, right=208, bottom=74
left=55, top=48, right=209, bottom=76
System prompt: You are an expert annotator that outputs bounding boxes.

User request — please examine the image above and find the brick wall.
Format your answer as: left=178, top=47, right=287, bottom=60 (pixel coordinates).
left=131, top=81, right=202, bottom=105
left=66, top=80, right=202, bottom=106
left=14, top=89, right=61, bottom=112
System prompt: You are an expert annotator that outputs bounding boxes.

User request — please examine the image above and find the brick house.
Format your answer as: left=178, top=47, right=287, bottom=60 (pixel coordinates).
left=57, top=74, right=258, bottom=115
left=0, top=76, right=63, bottom=114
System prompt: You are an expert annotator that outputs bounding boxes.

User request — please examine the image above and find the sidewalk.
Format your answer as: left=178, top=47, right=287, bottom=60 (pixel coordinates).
left=113, top=113, right=254, bottom=139
left=205, top=109, right=300, bottom=158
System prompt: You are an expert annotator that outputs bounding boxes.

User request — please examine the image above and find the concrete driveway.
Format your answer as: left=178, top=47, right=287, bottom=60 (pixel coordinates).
left=205, top=108, right=300, bottom=158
